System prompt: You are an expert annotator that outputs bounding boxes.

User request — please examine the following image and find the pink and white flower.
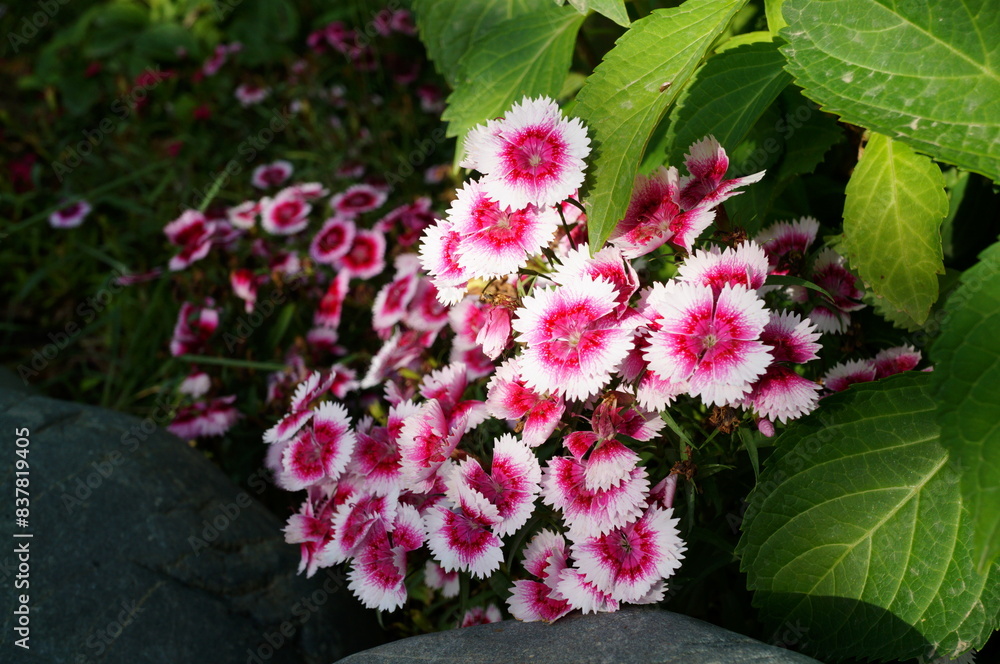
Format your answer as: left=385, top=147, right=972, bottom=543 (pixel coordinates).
left=677, top=135, right=765, bottom=210
left=823, top=359, right=876, bottom=392
left=872, top=345, right=922, bottom=378
left=676, top=242, right=769, bottom=295
left=235, top=83, right=269, bottom=107
left=645, top=282, right=771, bottom=406
left=165, top=209, right=215, bottom=271
left=398, top=399, right=468, bottom=493
left=372, top=270, right=419, bottom=332
left=513, top=277, right=637, bottom=401
left=424, top=560, right=460, bottom=597
left=424, top=482, right=504, bottom=578
left=260, top=191, right=312, bottom=235
left=448, top=179, right=560, bottom=278
left=251, top=161, right=293, bottom=189
left=551, top=244, right=639, bottom=316
left=347, top=504, right=425, bottom=612
left=280, top=402, right=357, bottom=491
left=462, top=96, right=590, bottom=210
left=447, top=434, right=541, bottom=537
left=230, top=268, right=258, bottom=313
left=168, top=395, right=240, bottom=439
left=760, top=310, right=822, bottom=364
left=309, top=217, right=358, bottom=265
left=754, top=216, right=820, bottom=274
left=179, top=370, right=211, bottom=398
left=330, top=184, right=388, bottom=218
left=338, top=228, right=386, bottom=279
left=169, top=302, right=219, bottom=356
left=227, top=200, right=259, bottom=229
left=742, top=365, right=822, bottom=423
left=486, top=358, right=565, bottom=447
left=49, top=200, right=91, bottom=228
left=418, top=219, right=472, bottom=304
left=807, top=248, right=866, bottom=334
left=459, top=605, right=503, bottom=628
left=571, top=507, right=685, bottom=603
left=314, top=271, right=350, bottom=329
left=542, top=456, right=649, bottom=537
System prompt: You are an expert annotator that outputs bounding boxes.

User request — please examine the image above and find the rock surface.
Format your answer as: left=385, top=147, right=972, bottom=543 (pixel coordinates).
left=0, top=375, right=382, bottom=663
left=337, top=605, right=823, bottom=664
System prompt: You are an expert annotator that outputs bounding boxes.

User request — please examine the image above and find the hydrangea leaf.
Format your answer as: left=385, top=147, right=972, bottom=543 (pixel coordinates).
left=841, top=133, right=949, bottom=325
left=662, top=40, right=792, bottom=170
left=441, top=4, right=585, bottom=148
left=575, top=0, right=749, bottom=252
left=738, top=372, right=1000, bottom=662
left=554, top=0, right=630, bottom=27
left=931, top=239, right=1000, bottom=572
left=413, top=0, right=541, bottom=86
left=779, top=0, right=1000, bottom=182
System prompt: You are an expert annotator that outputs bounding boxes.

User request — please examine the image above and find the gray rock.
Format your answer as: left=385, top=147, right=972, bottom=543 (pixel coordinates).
left=0, top=380, right=382, bottom=663
left=337, top=606, right=823, bottom=664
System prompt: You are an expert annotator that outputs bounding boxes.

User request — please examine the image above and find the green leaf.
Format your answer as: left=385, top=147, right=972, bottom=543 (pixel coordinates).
left=764, top=0, right=787, bottom=33
left=134, top=23, right=199, bottom=62
left=575, top=0, right=749, bottom=252
left=442, top=4, right=585, bottom=147
left=663, top=40, right=791, bottom=170
left=779, top=0, right=1000, bottom=181
left=413, top=0, right=541, bottom=86
left=932, top=239, right=1000, bottom=572
left=841, top=133, right=949, bottom=325
left=738, top=373, right=1000, bottom=661
left=554, top=0, right=630, bottom=26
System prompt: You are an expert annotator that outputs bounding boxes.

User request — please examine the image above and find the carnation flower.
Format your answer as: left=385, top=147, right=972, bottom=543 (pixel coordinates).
left=418, top=219, right=472, bottom=303
left=459, top=605, right=503, bottom=627
left=447, top=434, right=542, bottom=537
left=330, top=184, right=388, bottom=217
left=512, top=277, right=638, bottom=401
left=260, top=191, right=312, bottom=235
left=542, top=456, right=649, bottom=537
left=164, top=210, right=215, bottom=271
left=227, top=200, right=259, bottom=229
left=872, top=345, right=922, bottom=378
left=49, top=200, right=91, bottom=228
left=645, top=282, right=771, bottom=406
left=823, top=359, right=877, bottom=392
left=338, top=228, right=386, bottom=279
left=168, top=395, right=240, bottom=439
left=462, top=95, right=590, bottom=210
left=572, top=507, right=685, bottom=603
left=676, top=242, right=769, bottom=295
left=169, top=302, right=219, bottom=357
left=251, top=161, right=293, bottom=189
left=230, top=268, right=258, bottom=313
left=555, top=569, right=619, bottom=615
left=424, top=482, right=504, bottom=578
left=280, top=402, right=357, bottom=491
left=551, top=244, right=639, bottom=316
left=486, top=358, right=565, bottom=447
left=235, top=83, right=269, bottom=107
left=178, top=371, right=211, bottom=398
left=742, top=365, right=822, bottom=423
left=754, top=216, right=820, bottom=274
left=310, top=217, right=357, bottom=265
left=677, top=135, right=765, bottom=210
left=806, top=248, right=865, bottom=334
left=448, top=179, right=561, bottom=278
left=424, top=560, right=460, bottom=597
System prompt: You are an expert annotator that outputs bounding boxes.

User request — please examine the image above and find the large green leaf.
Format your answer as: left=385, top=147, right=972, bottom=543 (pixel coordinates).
left=575, top=0, right=748, bottom=252
left=779, top=0, right=1000, bottom=181
left=413, top=0, right=541, bottom=86
left=932, top=239, right=1000, bottom=572
left=841, top=133, right=949, bottom=325
left=441, top=4, right=585, bottom=149
left=555, top=0, right=630, bottom=27
left=738, top=373, right=1000, bottom=662
left=663, top=40, right=791, bottom=169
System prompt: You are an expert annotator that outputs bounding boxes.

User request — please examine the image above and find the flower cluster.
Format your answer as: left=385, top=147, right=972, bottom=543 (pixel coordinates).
left=254, top=95, right=899, bottom=625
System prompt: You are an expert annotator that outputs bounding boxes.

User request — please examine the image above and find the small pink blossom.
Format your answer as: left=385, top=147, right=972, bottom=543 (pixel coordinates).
left=513, top=277, right=638, bottom=401
left=678, top=135, right=765, bottom=210
left=260, top=191, right=312, bottom=235
left=330, top=184, right=388, bottom=218
left=179, top=371, right=211, bottom=398
left=310, top=217, right=357, bottom=265
left=251, top=161, right=293, bottom=189
left=760, top=310, right=822, bottom=364
left=743, top=365, right=821, bottom=423
left=462, top=96, right=590, bottom=210
left=227, top=200, right=259, bottom=229
left=542, top=457, right=649, bottom=537
left=424, top=560, right=460, bottom=597
left=373, top=271, right=419, bottom=332
left=424, top=482, right=504, bottom=578
left=552, top=244, right=639, bottom=316
left=459, top=605, right=503, bottom=628
left=486, top=358, right=565, bottom=447
left=807, top=248, right=866, bottom=334
left=338, top=228, right=386, bottom=279
left=314, top=271, right=351, bottom=330
left=168, top=395, right=240, bottom=439
left=169, top=302, right=219, bottom=357
left=49, top=200, right=91, bottom=228
left=645, top=282, right=771, bottom=406
left=230, top=268, right=258, bottom=313
left=823, top=359, right=877, bottom=392
left=755, top=216, right=820, bottom=274
left=447, top=433, right=541, bottom=537
left=676, top=242, right=769, bottom=295
left=164, top=210, right=215, bottom=271
left=572, top=507, right=685, bottom=603
left=399, top=399, right=468, bottom=493
left=419, top=219, right=472, bottom=304
left=235, top=83, right=269, bottom=107
left=280, top=402, right=357, bottom=491
left=447, top=179, right=560, bottom=278
left=873, top=345, right=922, bottom=378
